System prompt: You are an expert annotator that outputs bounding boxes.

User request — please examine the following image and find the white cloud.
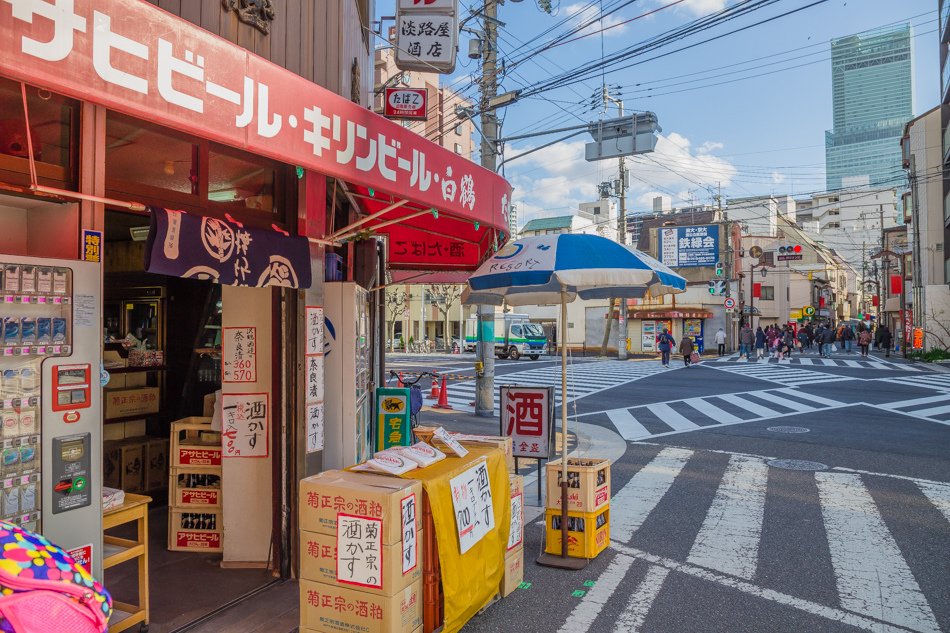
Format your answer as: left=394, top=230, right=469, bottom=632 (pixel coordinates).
left=564, top=3, right=630, bottom=38
left=772, top=171, right=786, bottom=184
left=678, top=0, right=729, bottom=17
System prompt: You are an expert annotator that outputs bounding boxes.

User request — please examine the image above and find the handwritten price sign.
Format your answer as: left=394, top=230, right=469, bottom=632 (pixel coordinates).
left=223, top=327, right=257, bottom=383
left=448, top=460, right=494, bottom=554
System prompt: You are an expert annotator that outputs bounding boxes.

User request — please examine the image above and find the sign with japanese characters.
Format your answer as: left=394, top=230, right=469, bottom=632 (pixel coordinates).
left=384, top=88, right=427, bottom=120
left=375, top=388, right=412, bottom=451
left=145, top=207, right=312, bottom=288
left=500, top=386, right=554, bottom=459
left=305, top=306, right=324, bottom=355
left=387, top=232, right=475, bottom=268
left=221, top=392, right=269, bottom=458
left=395, top=15, right=457, bottom=73
left=658, top=225, right=719, bottom=268
left=306, top=403, right=324, bottom=454
left=223, top=326, right=257, bottom=383
left=508, top=492, right=523, bottom=551
left=449, top=459, right=494, bottom=554
left=304, top=306, right=324, bottom=454
left=336, top=513, right=383, bottom=589
left=401, top=494, right=418, bottom=574
left=81, top=230, right=101, bottom=263
left=0, top=0, right=511, bottom=248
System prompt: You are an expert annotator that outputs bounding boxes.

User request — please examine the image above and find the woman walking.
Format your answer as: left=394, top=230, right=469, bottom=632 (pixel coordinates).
left=754, top=326, right=766, bottom=360
left=858, top=325, right=872, bottom=357
left=679, top=334, right=695, bottom=368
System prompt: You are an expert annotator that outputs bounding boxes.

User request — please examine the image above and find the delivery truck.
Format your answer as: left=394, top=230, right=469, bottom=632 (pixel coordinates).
left=464, top=313, right=547, bottom=360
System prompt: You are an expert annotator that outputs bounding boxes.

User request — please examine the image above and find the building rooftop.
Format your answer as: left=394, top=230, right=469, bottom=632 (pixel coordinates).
left=521, top=215, right=575, bottom=233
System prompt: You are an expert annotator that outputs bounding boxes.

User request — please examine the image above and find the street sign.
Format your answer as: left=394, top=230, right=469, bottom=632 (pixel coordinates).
left=749, top=245, right=763, bottom=259
left=778, top=254, right=803, bottom=261
left=384, top=88, right=428, bottom=120
left=395, top=0, right=459, bottom=74
left=803, top=306, right=816, bottom=317
left=500, top=386, right=554, bottom=459
left=790, top=310, right=802, bottom=320
left=723, top=297, right=736, bottom=310
left=725, top=307, right=734, bottom=314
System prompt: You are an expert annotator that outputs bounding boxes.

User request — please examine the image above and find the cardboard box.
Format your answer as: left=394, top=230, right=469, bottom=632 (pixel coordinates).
left=124, top=420, right=147, bottom=438
left=103, top=441, right=121, bottom=489
left=544, top=507, right=610, bottom=559
left=545, top=458, right=610, bottom=513
left=501, top=546, right=524, bottom=597
left=103, top=424, right=125, bottom=443
left=299, top=579, right=422, bottom=633
left=203, top=392, right=217, bottom=417
left=299, top=470, right=422, bottom=545
left=146, top=438, right=169, bottom=490
left=170, top=418, right=220, bottom=468
left=456, top=435, right=514, bottom=472
left=119, top=440, right=145, bottom=493
left=104, top=387, right=160, bottom=420
left=300, top=529, right=422, bottom=596
left=170, top=468, right=222, bottom=507
left=168, top=507, right=223, bottom=552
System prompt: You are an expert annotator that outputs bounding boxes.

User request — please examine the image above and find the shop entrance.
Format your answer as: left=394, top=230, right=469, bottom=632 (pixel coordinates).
left=102, top=209, right=274, bottom=632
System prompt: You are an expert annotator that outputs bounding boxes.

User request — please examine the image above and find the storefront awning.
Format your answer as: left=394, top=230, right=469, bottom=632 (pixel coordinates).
left=629, top=310, right=713, bottom=319
left=0, top=0, right=512, bottom=271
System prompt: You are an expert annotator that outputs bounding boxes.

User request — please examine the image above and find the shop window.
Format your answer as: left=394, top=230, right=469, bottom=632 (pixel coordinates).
left=760, top=286, right=775, bottom=301
left=0, top=78, right=78, bottom=188
left=454, top=143, right=463, bottom=155
left=106, top=114, right=199, bottom=200
left=208, top=149, right=276, bottom=214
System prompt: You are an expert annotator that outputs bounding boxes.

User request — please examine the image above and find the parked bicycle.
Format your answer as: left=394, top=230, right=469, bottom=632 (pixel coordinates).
left=388, top=370, right=437, bottom=428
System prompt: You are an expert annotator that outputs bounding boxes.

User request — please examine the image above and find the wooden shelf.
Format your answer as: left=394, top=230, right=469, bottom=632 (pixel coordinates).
left=104, top=414, right=157, bottom=425
left=104, top=493, right=151, bottom=633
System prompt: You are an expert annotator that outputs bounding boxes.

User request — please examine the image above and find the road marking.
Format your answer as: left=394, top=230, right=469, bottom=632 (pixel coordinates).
left=606, top=409, right=649, bottom=441
left=910, top=403, right=950, bottom=418
left=773, top=387, right=844, bottom=408
left=799, top=358, right=815, bottom=365
left=682, top=397, right=743, bottom=423
left=556, top=553, right=635, bottom=633
left=916, top=481, right=950, bottom=524
left=612, top=543, right=914, bottom=633
left=830, top=466, right=950, bottom=487
left=717, top=393, right=780, bottom=419
left=814, top=472, right=940, bottom=633
left=759, top=392, right=814, bottom=413
left=615, top=564, right=670, bottom=632
left=646, top=403, right=699, bottom=431
left=610, top=447, right=693, bottom=544
left=687, top=454, right=768, bottom=580
left=879, top=394, right=950, bottom=410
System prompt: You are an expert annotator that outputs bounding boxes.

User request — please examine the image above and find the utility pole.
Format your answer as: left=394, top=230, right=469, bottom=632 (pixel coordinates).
left=600, top=86, right=628, bottom=359
left=474, top=0, right=498, bottom=417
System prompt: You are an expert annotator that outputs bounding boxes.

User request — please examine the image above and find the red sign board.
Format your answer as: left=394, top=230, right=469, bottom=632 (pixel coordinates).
left=384, top=88, right=428, bottom=120
left=66, top=544, right=93, bottom=574
left=0, top=0, right=511, bottom=244
left=890, top=275, right=903, bottom=295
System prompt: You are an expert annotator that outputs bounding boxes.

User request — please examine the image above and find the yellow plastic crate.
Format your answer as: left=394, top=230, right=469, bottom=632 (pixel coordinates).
left=544, top=506, right=609, bottom=559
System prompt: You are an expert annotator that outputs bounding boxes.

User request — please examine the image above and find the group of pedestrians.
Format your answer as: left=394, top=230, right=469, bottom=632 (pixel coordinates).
left=735, top=320, right=894, bottom=360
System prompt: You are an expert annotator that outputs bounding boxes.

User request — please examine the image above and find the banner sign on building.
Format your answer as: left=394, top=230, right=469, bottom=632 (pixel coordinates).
left=394, top=0, right=459, bottom=74
left=81, top=230, right=102, bottom=263
left=658, top=225, right=719, bottom=268
left=384, top=87, right=428, bottom=120
left=499, top=386, right=554, bottom=459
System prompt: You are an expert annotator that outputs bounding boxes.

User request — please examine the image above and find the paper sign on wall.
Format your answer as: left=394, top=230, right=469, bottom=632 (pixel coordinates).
left=223, top=327, right=257, bottom=383
left=336, top=514, right=383, bottom=589
left=306, top=403, right=324, bottom=453
left=508, top=492, right=523, bottom=551
left=304, top=306, right=325, bottom=454
left=305, top=306, right=324, bottom=355
left=449, top=460, right=494, bottom=554
left=401, top=494, right=417, bottom=574
left=221, top=393, right=269, bottom=458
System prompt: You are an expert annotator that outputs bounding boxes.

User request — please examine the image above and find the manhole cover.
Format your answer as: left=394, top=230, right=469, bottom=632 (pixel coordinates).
left=767, top=459, right=828, bottom=471
left=767, top=426, right=810, bottom=434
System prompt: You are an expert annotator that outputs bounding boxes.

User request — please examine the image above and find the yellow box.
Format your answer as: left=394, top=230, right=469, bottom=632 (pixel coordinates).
left=501, top=546, right=524, bottom=597
left=299, top=470, right=421, bottom=545
left=545, top=458, right=610, bottom=513
left=299, top=579, right=422, bottom=633
left=299, top=529, right=422, bottom=596
left=103, top=387, right=160, bottom=420
left=544, top=507, right=610, bottom=559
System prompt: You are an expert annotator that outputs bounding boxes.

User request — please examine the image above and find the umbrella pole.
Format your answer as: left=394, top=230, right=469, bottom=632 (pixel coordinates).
left=560, top=287, right=569, bottom=558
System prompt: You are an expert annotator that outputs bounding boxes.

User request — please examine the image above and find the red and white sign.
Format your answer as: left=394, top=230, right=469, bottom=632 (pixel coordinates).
left=66, top=544, right=92, bottom=574
left=500, top=386, right=553, bottom=459
left=384, top=88, right=427, bottom=120
left=176, top=531, right=221, bottom=550
left=223, top=327, right=257, bottom=383
left=221, top=393, right=269, bottom=458
left=723, top=297, right=736, bottom=310
left=181, top=489, right=220, bottom=506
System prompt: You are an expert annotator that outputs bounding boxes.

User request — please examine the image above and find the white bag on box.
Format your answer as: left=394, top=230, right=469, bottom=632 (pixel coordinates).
left=393, top=442, right=445, bottom=467
left=353, top=450, right=418, bottom=476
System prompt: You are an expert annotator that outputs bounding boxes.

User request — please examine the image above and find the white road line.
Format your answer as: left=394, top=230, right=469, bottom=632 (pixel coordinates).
left=615, top=564, right=670, bottom=632
left=682, top=397, right=743, bottom=424
left=606, top=409, right=650, bottom=441
left=799, top=358, right=815, bottom=365
left=774, top=387, right=844, bottom=408
left=612, top=543, right=913, bottom=633
left=761, top=392, right=814, bottom=413
left=917, top=481, right=950, bottom=524
left=716, top=393, right=779, bottom=419
left=843, top=360, right=863, bottom=368
left=556, top=553, right=635, bottom=633
left=814, top=472, right=940, bottom=633
left=830, top=466, right=950, bottom=487
left=646, top=403, right=699, bottom=431
left=910, top=403, right=950, bottom=418
left=610, top=447, right=693, bottom=544
left=687, top=454, right=768, bottom=580
left=880, top=394, right=950, bottom=410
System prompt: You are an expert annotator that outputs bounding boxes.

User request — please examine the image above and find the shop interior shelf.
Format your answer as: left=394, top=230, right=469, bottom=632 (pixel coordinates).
left=103, top=535, right=145, bottom=569
left=110, top=602, right=147, bottom=632
left=109, top=366, right=167, bottom=374
left=105, top=414, right=158, bottom=425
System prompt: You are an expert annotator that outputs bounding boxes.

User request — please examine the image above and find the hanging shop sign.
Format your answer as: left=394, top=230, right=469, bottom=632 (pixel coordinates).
left=221, top=392, right=269, bottom=458
left=80, top=230, right=102, bottom=263
left=449, top=459, right=494, bottom=554
left=394, top=0, right=458, bottom=74
left=0, top=0, right=510, bottom=232
left=384, top=88, right=428, bottom=120
left=375, top=388, right=412, bottom=451
left=223, top=326, right=257, bottom=383
left=144, top=207, right=312, bottom=288
left=912, top=327, right=924, bottom=350
left=658, top=225, right=719, bottom=268
left=499, top=386, right=554, bottom=459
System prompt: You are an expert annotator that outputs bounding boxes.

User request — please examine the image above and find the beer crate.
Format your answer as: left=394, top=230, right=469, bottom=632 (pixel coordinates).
left=545, top=458, right=610, bottom=513
left=170, top=417, right=220, bottom=468
left=168, top=506, right=223, bottom=552
left=544, top=507, right=610, bottom=559
left=170, top=468, right=222, bottom=508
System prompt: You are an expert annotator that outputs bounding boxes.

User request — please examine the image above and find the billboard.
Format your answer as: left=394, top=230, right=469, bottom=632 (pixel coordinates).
left=658, top=225, right=719, bottom=268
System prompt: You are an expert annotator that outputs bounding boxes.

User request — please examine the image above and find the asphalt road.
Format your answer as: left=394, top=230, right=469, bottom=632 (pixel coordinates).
left=399, top=350, right=950, bottom=633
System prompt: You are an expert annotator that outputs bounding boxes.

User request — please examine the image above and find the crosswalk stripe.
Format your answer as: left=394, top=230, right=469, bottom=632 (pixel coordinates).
left=880, top=393, right=950, bottom=410
left=917, top=481, right=950, bottom=524
left=556, top=553, right=635, bottom=633
left=687, top=455, right=768, bottom=580
left=615, top=564, right=670, bottom=632
left=606, top=409, right=650, bottom=441
left=610, top=447, right=693, bottom=544
left=773, top=387, right=843, bottom=408
left=799, top=358, right=814, bottom=365
left=682, top=397, right=743, bottom=424
left=842, top=360, right=862, bottom=368
left=814, top=472, right=940, bottom=632
left=645, top=403, right=699, bottom=431
left=913, top=403, right=950, bottom=418
left=759, top=391, right=814, bottom=413
left=716, top=393, right=779, bottom=419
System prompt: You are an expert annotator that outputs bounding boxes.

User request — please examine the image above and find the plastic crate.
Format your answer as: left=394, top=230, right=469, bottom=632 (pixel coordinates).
left=545, top=458, right=610, bottom=513
left=168, top=506, right=223, bottom=552
left=544, top=507, right=610, bottom=559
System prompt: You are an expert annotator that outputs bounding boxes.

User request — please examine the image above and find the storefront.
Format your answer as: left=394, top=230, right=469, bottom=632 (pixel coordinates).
left=627, top=310, right=713, bottom=354
left=0, top=1, right=511, bottom=630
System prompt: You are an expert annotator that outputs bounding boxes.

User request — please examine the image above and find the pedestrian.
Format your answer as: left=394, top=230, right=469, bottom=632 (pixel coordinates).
left=875, top=324, right=893, bottom=358
left=739, top=324, right=754, bottom=359
left=715, top=327, right=727, bottom=357
left=821, top=323, right=835, bottom=357
left=840, top=323, right=854, bottom=354
left=754, top=326, right=766, bottom=359
left=679, top=334, right=695, bottom=367
left=858, top=326, right=872, bottom=357
left=782, top=328, right=795, bottom=359
left=804, top=324, right=815, bottom=351
left=797, top=327, right=808, bottom=352
left=657, top=327, right=675, bottom=367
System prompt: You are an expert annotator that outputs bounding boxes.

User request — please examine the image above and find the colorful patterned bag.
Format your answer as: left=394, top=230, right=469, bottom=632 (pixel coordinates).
left=0, top=521, right=111, bottom=633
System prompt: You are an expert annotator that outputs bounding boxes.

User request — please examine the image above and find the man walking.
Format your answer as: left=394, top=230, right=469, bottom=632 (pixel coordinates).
left=739, top=323, right=754, bottom=359
left=821, top=323, right=836, bottom=357
left=680, top=334, right=695, bottom=368
left=875, top=324, right=893, bottom=358
left=714, top=327, right=727, bottom=357
left=657, top=327, right=675, bottom=367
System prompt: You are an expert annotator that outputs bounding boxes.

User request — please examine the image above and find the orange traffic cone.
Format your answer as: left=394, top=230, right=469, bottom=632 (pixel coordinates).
left=433, top=376, right=453, bottom=410
left=397, top=372, right=404, bottom=388
left=428, top=377, right=440, bottom=399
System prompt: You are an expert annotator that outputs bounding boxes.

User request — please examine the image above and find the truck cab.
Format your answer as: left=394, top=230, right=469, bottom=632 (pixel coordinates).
left=463, top=314, right=547, bottom=360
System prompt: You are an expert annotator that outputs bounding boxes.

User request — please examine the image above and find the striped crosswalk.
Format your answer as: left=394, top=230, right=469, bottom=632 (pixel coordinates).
left=713, top=354, right=921, bottom=370
left=876, top=373, right=950, bottom=392
left=561, top=445, right=949, bottom=633
left=710, top=362, right=857, bottom=386
left=878, top=392, right=950, bottom=424
left=587, top=388, right=845, bottom=441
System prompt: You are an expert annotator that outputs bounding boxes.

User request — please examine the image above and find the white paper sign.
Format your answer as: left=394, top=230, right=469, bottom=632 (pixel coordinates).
left=336, top=514, right=383, bottom=589
left=306, top=402, right=324, bottom=453
left=305, top=354, right=325, bottom=403
left=223, top=327, right=257, bottom=383
left=401, top=494, right=418, bottom=574
left=449, top=460, right=494, bottom=554
left=433, top=427, right=468, bottom=457
left=305, top=306, right=324, bottom=355
left=395, top=15, right=458, bottom=72
left=221, top=393, right=268, bottom=457
left=508, top=492, right=524, bottom=551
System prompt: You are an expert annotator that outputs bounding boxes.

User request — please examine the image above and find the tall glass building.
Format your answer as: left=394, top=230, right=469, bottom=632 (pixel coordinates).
left=824, top=24, right=914, bottom=191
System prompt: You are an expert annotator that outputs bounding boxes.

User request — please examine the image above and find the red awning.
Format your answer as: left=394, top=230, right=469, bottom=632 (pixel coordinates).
left=0, top=0, right=512, bottom=270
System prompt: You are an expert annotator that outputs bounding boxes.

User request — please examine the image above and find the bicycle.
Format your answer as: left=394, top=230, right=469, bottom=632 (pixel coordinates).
left=388, top=370, right=438, bottom=428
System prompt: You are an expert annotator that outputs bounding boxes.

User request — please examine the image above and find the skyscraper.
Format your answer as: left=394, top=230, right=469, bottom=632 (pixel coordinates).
left=824, top=24, right=914, bottom=191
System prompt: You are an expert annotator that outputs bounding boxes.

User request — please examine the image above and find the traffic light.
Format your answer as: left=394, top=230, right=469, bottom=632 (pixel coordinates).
left=707, top=280, right=717, bottom=295
left=777, top=244, right=803, bottom=255
left=715, top=261, right=724, bottom=277
left=707, top=280, right=725, bottom=295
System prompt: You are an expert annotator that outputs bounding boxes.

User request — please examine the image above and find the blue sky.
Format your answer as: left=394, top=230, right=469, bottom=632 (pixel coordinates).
left=378, top=0, right=939, bottom=225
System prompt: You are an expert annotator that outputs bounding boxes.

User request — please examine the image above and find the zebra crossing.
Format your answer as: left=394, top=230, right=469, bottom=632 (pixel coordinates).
left=713, top=353, right=920, bottom=370
left=436, top=360, right=671, bottom=413
left=878, top=392, right=950, bottom=424
left=875, top=373, right=950, bottom=392
left=585, top=387, right=845, bottom=441
left=709, top=362, right=858, bottom=387
left=562, top=445, right=949, bottom=633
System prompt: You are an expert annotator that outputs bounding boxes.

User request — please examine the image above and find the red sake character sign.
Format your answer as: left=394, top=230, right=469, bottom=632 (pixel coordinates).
left=221, top=392, right=269, bottom=458
left=500, top=386, right=553, bottom=459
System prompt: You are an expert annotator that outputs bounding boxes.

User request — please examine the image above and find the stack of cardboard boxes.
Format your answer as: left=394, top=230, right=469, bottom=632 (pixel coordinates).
left=167, top=417, right=223, bottom=553
left=543, top=458, right=611, bottom=559
left=299, top=470, right=424, bottom=633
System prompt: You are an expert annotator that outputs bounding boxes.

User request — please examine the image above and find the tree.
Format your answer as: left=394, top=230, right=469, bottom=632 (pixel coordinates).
left=385, top=289, right=408, bottom=351
left=427, top=284, right=464, bottom=349
left=600, top=298, right=615, bottom=356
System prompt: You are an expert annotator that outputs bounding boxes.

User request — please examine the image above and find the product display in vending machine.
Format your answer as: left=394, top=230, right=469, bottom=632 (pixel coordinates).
left=0, top=262, right=74, bottom=533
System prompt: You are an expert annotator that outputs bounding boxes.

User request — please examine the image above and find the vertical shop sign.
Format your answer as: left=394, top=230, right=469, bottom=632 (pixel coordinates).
left=221, top=393, right=269, bottom=457
left=500, top=386, right=553, bottom=459
left=304, top=306, right=325, bottom=453
left=375, top=388, right=411, bottom=451
left=912, top=327, right=924, bottom=350
left=401, top=494, right=417, bottom=574
left=336, top=514, right=383, bottom=589
left=394, top=0, right=459, bottom=74
left=223, top=327, right=257, bottom=383
left=449, top=459, right=494, bottom=554
left=81, top=230, right=102, bottom=263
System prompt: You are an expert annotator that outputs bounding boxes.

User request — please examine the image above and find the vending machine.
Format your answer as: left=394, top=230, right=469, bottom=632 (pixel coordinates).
left=323, top=282, right=372, bottom=470
left=0, top=255, right=102, bottom=576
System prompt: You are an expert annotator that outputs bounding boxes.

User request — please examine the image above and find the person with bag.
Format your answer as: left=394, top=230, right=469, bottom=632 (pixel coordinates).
left=821, top=323, right=836, bottom=357
left=679, top=334, right=695, bottom=367
left=875, top=324, right=893, bottom=357
left=858, top=326, right=872, bottom=357
left=657, top=328, right=675, bottom=367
